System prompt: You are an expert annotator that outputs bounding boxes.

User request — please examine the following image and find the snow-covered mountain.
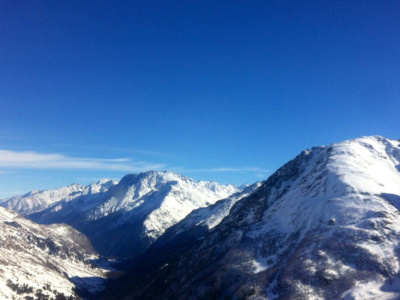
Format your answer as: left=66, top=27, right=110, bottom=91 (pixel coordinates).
left=118, top=136, right=400, bottom=300
left=15, top=171, right=240, bottom=258
left=153, top=181, right=262, bottom=249
left=0, top=206, right=109, bottom=300
left=107, top=181, right=264, bottom=287
left=0, top=179, right=117, bottom=216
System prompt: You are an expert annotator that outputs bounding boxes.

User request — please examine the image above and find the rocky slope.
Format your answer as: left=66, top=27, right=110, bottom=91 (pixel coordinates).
left=119, top=136, right=400, bottom=300
left=18, top=171, right=240, bottom=258
left=0, top=207, right=108, bottom=300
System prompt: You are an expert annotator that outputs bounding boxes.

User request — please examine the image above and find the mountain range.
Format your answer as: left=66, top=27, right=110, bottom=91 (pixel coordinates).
left=1, top=136, right=400, bottom=299
left=1, top=171, right=240, bottom=258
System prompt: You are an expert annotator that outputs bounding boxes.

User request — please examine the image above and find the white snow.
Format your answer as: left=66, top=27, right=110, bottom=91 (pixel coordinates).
left=0, top=179, right=118, bottom=216
left=239, top=136, right=400, bottom=299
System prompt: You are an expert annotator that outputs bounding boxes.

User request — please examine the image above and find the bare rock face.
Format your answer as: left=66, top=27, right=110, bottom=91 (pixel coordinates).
left=120, top=136, right=400, bottom=300
left=0, top=207, right=108, bottom=300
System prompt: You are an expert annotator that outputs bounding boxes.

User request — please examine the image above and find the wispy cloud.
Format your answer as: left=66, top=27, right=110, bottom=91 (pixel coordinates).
left=52, top=143, right=176, bottom=158
left=255, top=173, right=267, bottom=178
left=74, top=177, right=120, bottom=183
left=0, top=171, right=14, bottom=175
left=0, top=150, right=166, bottom=172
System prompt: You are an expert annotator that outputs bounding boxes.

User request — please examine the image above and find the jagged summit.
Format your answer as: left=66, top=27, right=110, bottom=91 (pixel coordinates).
left=123, top=136, right=400, bottom=300
left=118, top=170, right=194, bottom=188
left=83, top=178, right=118, bottom=195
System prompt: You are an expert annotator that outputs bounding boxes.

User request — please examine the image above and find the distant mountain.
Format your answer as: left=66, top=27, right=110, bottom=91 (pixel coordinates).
left=9, top=171, right=240, bottom=258
left=0, top=179, right=117, bottom=216
left=114, top=136, right=400, bottom=300
left=0, top=206, right=108, bottom=300
left=98, top=181, right=262, bottom=293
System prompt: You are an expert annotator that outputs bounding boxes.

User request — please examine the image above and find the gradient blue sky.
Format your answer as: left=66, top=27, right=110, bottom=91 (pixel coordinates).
left=1, top=1, right=399, bottom=198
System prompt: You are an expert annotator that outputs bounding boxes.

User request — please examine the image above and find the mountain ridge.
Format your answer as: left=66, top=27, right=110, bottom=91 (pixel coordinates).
left=0, top=179, right=118, bottom=216
left=115, top=136, right=400, bottom=300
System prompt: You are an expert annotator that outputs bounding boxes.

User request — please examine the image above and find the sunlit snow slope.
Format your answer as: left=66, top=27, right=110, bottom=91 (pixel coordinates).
left=0, top=179, right=117, bottom=216
left=126, top=136, right=400, bottom=300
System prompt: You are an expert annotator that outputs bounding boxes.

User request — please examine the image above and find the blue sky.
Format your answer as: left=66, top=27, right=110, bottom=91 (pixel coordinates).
left=0, top=1, right=399, bottom=198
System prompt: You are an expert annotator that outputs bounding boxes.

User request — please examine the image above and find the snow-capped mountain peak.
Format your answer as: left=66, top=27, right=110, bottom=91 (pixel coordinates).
left=83, top=178, right=118, bottom=195
left=105, top=170, right=239, bottom=213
